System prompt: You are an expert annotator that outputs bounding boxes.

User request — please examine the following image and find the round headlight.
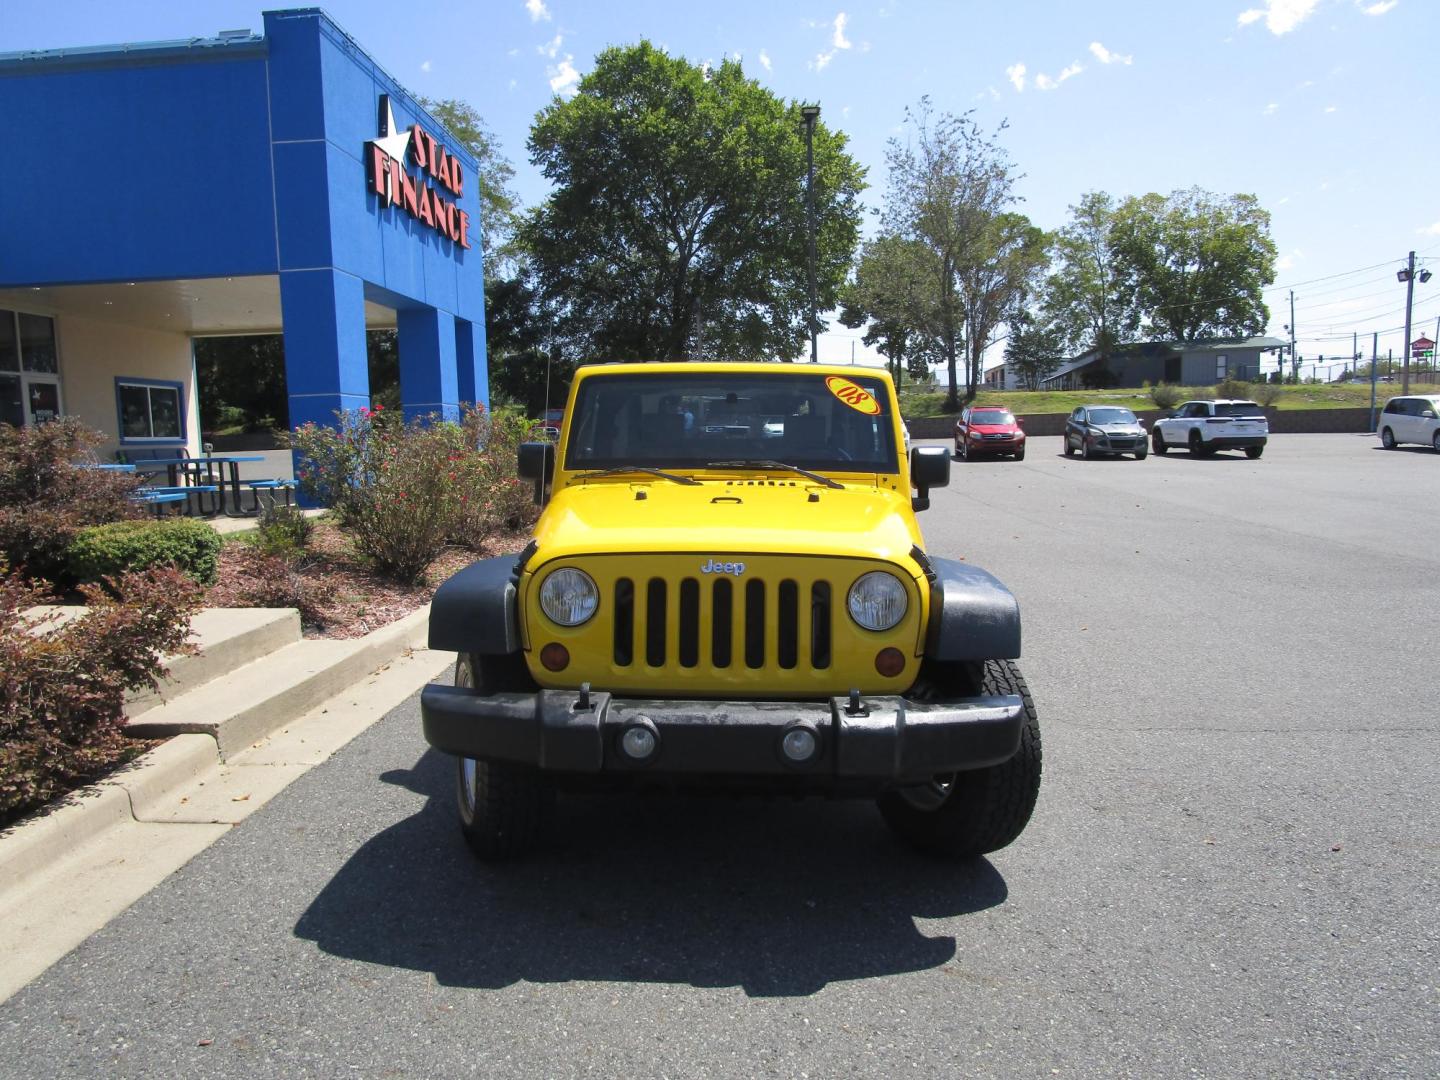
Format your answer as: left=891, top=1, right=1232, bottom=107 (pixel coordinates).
left=539, top=568, right=599, bottom=626
left=847, top=571, right=908, bottom=632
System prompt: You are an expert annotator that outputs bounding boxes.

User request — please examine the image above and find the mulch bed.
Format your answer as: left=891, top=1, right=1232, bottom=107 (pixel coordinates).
left=206, top=520, right=531, bottom=639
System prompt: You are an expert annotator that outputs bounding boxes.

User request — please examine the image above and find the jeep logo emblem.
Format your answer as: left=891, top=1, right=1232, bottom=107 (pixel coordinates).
left=700, top=559, right=746, bottom=576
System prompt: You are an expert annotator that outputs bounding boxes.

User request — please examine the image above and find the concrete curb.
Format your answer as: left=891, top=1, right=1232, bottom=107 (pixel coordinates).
left=0, top=603, right=432, bottom=899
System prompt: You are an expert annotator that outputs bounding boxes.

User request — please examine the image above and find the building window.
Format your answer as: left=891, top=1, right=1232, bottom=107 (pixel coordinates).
left=116, top=378, right=185, bottom=443
left=1215, top=354, right=1228, bottom=380
left=0, top=309, right=63, bottom=426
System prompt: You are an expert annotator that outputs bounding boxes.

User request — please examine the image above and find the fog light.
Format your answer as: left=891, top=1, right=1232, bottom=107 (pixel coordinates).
left=540, top=642, right=570, bottom=671
left=875, top=647, right=906, bottom=677
left=620, top=725, right=657, bottom=760
left=781, top=727, right=818, bottom=763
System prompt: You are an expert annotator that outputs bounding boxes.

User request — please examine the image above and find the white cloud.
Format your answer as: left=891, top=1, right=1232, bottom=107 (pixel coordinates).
left=759, top=49, right=772, bottom=71
left=1263, top=102, right=1278, bottom=114
left=1088, top=41, right=1133, bottom=65
left=538, top=34, right=562, bottom=58
left=833, top=12, right=852, bottom=49
left=508, top=78, right=518, bottom=91
left=525, top=0, right=551, bottom=23
left=1418, top=221, right=1440, bottom=236
left=1358, top=0, right=1397, bottom=14
left=1006, top=62, right=1026, bottom=91
left=1236, top=0, right=1320, bottom=35
left=1036, top=61, right=1083, bottom=91
left=1324, top=104, right=1337, bottom=112
left=420, top=59, right=432, bottom=73
left=1277, top=253, right=1296, bottom=271
left=549, top=56, right=579, bottom=95
left=813, top=51, right=834, bottom=71
left=507, top=47, right=519, bottom=58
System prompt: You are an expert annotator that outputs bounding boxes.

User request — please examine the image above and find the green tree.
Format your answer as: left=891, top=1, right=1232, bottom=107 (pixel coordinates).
left=1003, top=305, right=1065, bottom=390
left=1043, top=191, right=1139, bottom=365
left=838, top=234, right=942, bottom=386
left=419, top=97, right=520, bottom=261
left=958, top=212, right=1050, bottom=393
left=522, top=42, right=865, bottom=362
left=1111, top=188, right=1276, bottom=342
left=880, top=100, right=1023, bottom=410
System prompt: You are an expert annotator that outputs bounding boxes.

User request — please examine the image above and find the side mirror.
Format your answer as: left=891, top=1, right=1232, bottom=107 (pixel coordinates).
left=517, top=441, right=555, bottom=506
left=910, top=445, right=950, bottom=512
left=1422, top=410, right=1437, bottom=419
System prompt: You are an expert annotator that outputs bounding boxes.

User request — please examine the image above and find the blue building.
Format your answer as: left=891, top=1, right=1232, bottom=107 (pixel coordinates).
left=0, top=8, right=487, bottom=473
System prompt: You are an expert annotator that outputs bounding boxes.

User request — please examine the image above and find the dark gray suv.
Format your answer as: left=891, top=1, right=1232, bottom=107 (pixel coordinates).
left=1064, top=405, right=1148, bottom=460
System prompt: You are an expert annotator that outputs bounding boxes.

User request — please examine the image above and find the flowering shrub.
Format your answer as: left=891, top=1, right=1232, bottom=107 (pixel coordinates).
left=0, top=418, right=142, bottom=582
left=0, top=566, right=201, bottom=823
left=290, top=403, right=539, bottom=584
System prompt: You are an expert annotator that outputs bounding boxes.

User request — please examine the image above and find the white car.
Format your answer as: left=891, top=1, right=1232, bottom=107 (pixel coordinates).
left=1151, top=399, right=1268, bottom=459
left=1377, top=394, right=1440, bottom=452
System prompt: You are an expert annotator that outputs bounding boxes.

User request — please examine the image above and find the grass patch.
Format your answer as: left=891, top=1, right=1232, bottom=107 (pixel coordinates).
left=899, top=381, right=1440, bottom=418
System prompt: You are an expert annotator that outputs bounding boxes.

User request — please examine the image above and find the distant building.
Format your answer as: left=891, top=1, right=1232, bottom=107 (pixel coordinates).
left=1042, top=337, right=1288, bottom=390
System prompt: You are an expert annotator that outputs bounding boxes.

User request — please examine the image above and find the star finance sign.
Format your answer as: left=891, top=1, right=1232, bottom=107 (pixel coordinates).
left=365, top=95, right=472, bottom=250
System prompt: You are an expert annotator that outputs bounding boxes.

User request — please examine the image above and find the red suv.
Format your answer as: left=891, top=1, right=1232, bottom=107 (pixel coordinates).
left=955, top=406, right=1026, bottom=461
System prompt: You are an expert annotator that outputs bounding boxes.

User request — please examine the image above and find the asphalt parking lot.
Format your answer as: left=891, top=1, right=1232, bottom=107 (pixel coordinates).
left=1, top=433, right=1436, bottom=1078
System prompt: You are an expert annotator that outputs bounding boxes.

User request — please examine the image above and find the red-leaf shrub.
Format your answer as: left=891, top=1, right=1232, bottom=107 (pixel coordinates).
left=290, top=403, right=539, bottom=584
left=0, top=566, right=201, bottom=824
left=0, top=418, right=142, bottom=582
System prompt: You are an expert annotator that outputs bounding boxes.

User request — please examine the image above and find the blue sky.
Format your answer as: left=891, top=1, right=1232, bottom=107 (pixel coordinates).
left=3, top=0, right=1436, bottom=374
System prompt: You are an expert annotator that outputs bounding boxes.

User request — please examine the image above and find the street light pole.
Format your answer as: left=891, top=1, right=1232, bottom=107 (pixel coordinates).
left=1401, top=250, right=1416, bottom=395
left=801, top=104, right=820, bottom=363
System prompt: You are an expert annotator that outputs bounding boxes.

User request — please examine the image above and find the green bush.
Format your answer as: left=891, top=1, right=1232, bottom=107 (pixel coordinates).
left=290, top=402, right=540, bottom=584
left=68, top=519, right=222, bottom=587
left=1253, top=382, right=1282, bottom=408
left=251, top=503, right=313, bottom=558
left=1216, top=377, right=1252, bottom=400
left=1, top=567, right=201, bottom=823
left=1148, top=382, right=1183, bottom=410
left=0, top=418, right=142, bottom=582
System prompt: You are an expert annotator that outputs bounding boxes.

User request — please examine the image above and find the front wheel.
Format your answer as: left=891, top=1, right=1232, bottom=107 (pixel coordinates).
left=1063, top=436, right=1075, bottom=457
left=1245, top=445, right=1264, bottom=460
left=453, top=653, right=551, bottom=860
left=1381, top=427, right=1396, bottom=449
left=877, top=659, right=1042, bottom=858
left=1153, top=429, right=1169, bottom=455
left=1013, top=448, right=1025, bottom=461
left=1134, top=449, right=1148, bottom=460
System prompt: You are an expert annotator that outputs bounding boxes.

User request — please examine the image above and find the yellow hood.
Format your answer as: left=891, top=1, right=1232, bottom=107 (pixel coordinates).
left=530, top=477, right=924, bottom=566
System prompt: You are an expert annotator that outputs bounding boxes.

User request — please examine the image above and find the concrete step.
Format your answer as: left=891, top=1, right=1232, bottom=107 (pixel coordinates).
left=125, top=606, right=429, bottom=757
left=126, top=607, right=301, bottom=719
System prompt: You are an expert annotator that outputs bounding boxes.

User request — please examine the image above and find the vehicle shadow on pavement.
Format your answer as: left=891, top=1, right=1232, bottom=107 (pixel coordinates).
left=294, top=748, right=1008, bottom=998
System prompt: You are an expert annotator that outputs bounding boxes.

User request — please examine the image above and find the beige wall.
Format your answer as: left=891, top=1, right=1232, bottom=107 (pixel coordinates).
left=56, top=313, right=201, bottom=459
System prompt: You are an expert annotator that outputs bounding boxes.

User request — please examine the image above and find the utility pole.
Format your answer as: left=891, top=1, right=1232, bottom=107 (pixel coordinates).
left=1288, top=290, right=1296, bottom=383
left=800, top=104, right=820, bottom=364
left=1400, top=251, right=1416, bottom=394
left=1369, top=330, right=1379, bottom=432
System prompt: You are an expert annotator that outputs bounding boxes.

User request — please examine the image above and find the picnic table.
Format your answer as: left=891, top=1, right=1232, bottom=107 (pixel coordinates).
left=131, top=455, right=271, bottom=517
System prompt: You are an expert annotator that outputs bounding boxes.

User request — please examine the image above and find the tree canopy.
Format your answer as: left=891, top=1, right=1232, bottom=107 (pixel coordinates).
left=521, top=42, right=865, bottom=362
left=419, top=97, right=520, bottom=262
left=1042, top=190, right=1138, bottom=363
left=838, top=235, right=942, bottom=384
left=1110, top=187, right=1276, bottom=342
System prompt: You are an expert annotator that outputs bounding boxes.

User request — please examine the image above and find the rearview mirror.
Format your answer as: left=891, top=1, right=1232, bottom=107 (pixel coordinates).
left=517, top=442, right=555, bottom=506
left=910, top=445, right=950, bottom=512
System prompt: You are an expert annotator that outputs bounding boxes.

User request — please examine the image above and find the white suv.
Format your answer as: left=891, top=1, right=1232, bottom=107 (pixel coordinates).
left=1377, top=395, right=1440, bottom=452
left=1152, top=400, right=1269, bottom=459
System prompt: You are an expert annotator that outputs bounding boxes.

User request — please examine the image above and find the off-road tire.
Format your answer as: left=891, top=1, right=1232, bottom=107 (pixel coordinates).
left=1245, top=446, right=1264, bottom=460
left=454, top=653, right=551, bottom=860
left=1381, top=427, right=1396, bottom=449
left=878, top=659, right=1042, bottom=858
left=1153, top=429, right=1168, bottom=455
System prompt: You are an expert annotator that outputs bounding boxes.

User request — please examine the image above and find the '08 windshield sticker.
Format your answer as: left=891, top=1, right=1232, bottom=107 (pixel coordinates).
left=824, top=376, right=882, bottom=416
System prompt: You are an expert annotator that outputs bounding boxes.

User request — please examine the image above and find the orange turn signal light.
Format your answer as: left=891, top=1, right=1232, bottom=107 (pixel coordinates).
left=540, top=642, right=570, bottom=671
left=875, top=647, right=906, bottom=677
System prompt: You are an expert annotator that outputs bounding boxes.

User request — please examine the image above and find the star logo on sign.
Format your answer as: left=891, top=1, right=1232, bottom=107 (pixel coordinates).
left=372, top=94, right=411, bottom=166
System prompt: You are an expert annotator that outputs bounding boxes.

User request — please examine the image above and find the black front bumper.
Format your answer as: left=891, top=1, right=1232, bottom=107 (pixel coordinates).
left=420, top=683, right=1024, bottom=784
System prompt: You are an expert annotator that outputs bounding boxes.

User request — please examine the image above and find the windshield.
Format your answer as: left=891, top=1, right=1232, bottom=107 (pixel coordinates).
left=1088, top=408, right=1137, bottom=424
left=1216, top=402, right=1263, bottom=417
left=970, top=409, right=1015, bottom=425
left=564, top=371, right=899, bottom=473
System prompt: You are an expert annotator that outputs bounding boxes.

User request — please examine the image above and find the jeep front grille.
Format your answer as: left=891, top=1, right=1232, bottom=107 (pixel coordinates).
left=613, top=576, right=832, bottom=671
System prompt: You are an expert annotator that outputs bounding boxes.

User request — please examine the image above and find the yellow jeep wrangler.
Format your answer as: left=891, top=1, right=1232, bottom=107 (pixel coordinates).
left=422, top=363, right=1041, bottom=859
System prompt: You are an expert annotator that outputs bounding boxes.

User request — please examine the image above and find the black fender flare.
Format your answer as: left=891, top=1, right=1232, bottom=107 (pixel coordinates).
left=924, top=555, right=1021, bottom=661
left=427, top=548, right=531, bottom=655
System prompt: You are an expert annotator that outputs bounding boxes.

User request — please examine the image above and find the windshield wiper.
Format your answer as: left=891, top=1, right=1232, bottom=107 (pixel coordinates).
left=574, top=465, right=700, bottom=486
left=705, top=459, right=845, bottom=490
